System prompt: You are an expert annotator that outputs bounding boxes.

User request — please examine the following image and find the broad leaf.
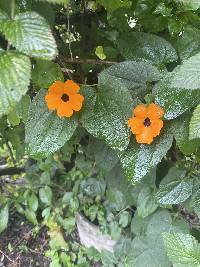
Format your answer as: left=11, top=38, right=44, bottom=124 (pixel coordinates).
left=137, top=187, right=158, bottom=218
left=175, top=0, right=200, bottom=10
left=156, top=167, right=193, bottom=205
left=171, top=52, right=200, bottom=90
left=174, top=114, right=200, bottom=155
left=189, top=104, right=200, bottom=140
left=117, top=32, right=178, bottom=64
left=99, top=61, right=162, bottom=98
left=39, top=186, right=53, bottom=205
left=120, top=126, right=173, bottom=183
left=80, top=83, right=133, bottom=152
left=0, top=52, right=31, bottom=117
left=32, top=59, right=64, bottom=88
left=0, top=11, right=57, bottom=59
left=163, top=233, right=200, bottom=267
left=176, top=26, right=200, bottom=60
left=97, top=0, right=131, bottom=12
left=0, top=204, right=9, bottom=233
left=25, top=90, right=78, bottom=159
left=154, top=73, right=200, bottom=120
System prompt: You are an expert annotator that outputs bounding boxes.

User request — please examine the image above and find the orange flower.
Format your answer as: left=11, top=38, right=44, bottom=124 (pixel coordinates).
left=45, top=80, right=84, bottom=118
left=128, top=103, right=164, bottom=144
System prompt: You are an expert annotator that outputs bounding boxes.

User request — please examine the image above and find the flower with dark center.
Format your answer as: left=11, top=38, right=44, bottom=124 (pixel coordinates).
left=128, top=103, right=164, bottom=144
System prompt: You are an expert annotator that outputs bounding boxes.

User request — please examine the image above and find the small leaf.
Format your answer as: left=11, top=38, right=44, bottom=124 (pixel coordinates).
left=25, top=90, right=78, bottom=159
left=0, top=11, right=57, bottom=59
left=16, top=95, right=31, bottom=122
left=119, top=211, right=131, bottom=228
left=0, top=204, right=9, bottom=233
left=0, top=52, right=31, bottom=117
left=163, top=232, right=200, bottom=267
left=7, top=110, right=20, bottom=126
left=95, top=46, right=106, bottom=60
left=117, top=32, right=178, bottom=64
left=28, top=193, right=38, bottom=212
left=156, top=167, right=193, bottom=205
left=39, top=186, right=53, bottom=205
left=189, top=104, right=200, bottom=140
left=137, top=187, right=158, bottom=218
left=25, top=208, right=38, bottom=225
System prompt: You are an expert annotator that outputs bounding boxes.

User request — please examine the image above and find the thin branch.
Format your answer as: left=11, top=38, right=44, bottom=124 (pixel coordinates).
left=61, top=58, right=116, bottom=65
left=0, top=249, right=14, bottom=263
left=0, top=167, right=25, bottom=177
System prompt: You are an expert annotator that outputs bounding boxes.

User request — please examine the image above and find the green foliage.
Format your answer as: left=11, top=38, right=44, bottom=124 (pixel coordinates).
left=1, top=0, right=200, bottom=266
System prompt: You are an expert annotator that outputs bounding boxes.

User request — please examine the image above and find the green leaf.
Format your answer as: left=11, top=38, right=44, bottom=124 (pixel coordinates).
left=137, top=187, right=158, bottom=218
left=0, top=52, right=31, bottom=117
left=117, top=32, right=178, bottom=64
left=154, top=73, right=200, bottom=120
left=97, top=0, right=131, bottom=12
left=120, top=126, right=173, bottom=183
left=174, top=114, right=200, bottom=155
left=156, top=167, right=193, bottom=205
left=163, top=233, right=200, bottom=267
left=34, top=0, right=69, bottom=4
left=175, top=0, right=200, bottom=10
left=39, top=186, right=52, bottom=205
left=28, top=193, right=38, bottom=212
left=99, top=61, right=162, bottom=98
left=7, top=110, right=20, bottom=126
left=127, top=210, right=189, bottom=267
left=119, top=211, right=131, bottom=228
left=80, top=82, right=133, bottom=152
left=189, top=104, right=200, bottom=140
left=0, top=11, right=57, bottom=59
left=15, top=95, right=31, bottom=122
left=0, top=204, right=9, bottom=233
left=25, top=208, right=38, bottom=225
left=25, top=90, right=78, bottom=159
left=176, top=26, right=200, bottom=61
left=171, top=52, right=200, bottom=90
left=32, top=59, right=64, bottom=88
left=95, top=46, right=106, bottom=60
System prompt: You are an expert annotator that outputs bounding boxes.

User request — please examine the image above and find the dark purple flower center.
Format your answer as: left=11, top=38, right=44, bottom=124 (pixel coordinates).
left=61, top=94, right=69, bottom=102
left=144, top=117, right=151, bottom=127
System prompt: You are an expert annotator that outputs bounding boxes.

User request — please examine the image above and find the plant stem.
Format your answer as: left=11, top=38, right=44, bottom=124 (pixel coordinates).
left=11, top=0, right=15, bottom=19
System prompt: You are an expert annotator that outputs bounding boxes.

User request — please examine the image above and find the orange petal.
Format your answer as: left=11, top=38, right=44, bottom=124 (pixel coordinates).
left=48, top=81, right=65, bottom=95
left=128, top=117, right=144, bottom=135
left=69, top=94, right=84, bottom=111
left=133, top=104, right=148, bottom=119
left=45, top=93, right=61, bottom=110
left=136, top=128, right=154, bottom=144
left=147, top=103, right=164, bottom=119
left=64, top=80, right=80, bottom=95
left=150, top=119, right=163, bottom=137
left=57, top=102, right=73, bottom=118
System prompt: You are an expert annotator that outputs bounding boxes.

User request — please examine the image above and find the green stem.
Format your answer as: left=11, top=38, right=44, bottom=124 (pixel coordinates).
left=11, top=0, right=15, bottom=19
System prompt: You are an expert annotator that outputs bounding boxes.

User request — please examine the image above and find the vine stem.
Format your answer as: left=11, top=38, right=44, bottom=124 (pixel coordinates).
left=11, top=0, right=15, bottom=19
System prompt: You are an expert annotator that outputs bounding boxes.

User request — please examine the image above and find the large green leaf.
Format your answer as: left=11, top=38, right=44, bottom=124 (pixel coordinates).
left=117, top=32, right=178, bottom=64
left=0, top=204, right=9, bottom=233
left=97, top=0, right=131, bottom=12
left=171, top=52, right=200, bottom=90
left=163, top=233, right=200, bottom=267
left=189, top=104, right=200, bottom=140
left=175, top=0, right=200, bottom=10
left=120, top=126, right=173, bottom=183
left=126, top=210, right=189, bottom=267
left=80, top=82, right=133, bottom=152
left=34, top=0, right=69, bottom=4
left=25, top=90, right=78, bottom=159
left=154, top=73, right=200, bottom=120
left=174, top=114, right=200, bottom=155
left=0, top=52, right=31, bottom=117
left=176, top=26, right=200, bottom=61
left=0, top=11, right=57, bottom=59
left=99, top=61, right=162, bottom=98
left=156, top=167, right=193, bottom=205
left=32, top=59, right=64, bottom=88
left=137, top=187, right=158, bottom=218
